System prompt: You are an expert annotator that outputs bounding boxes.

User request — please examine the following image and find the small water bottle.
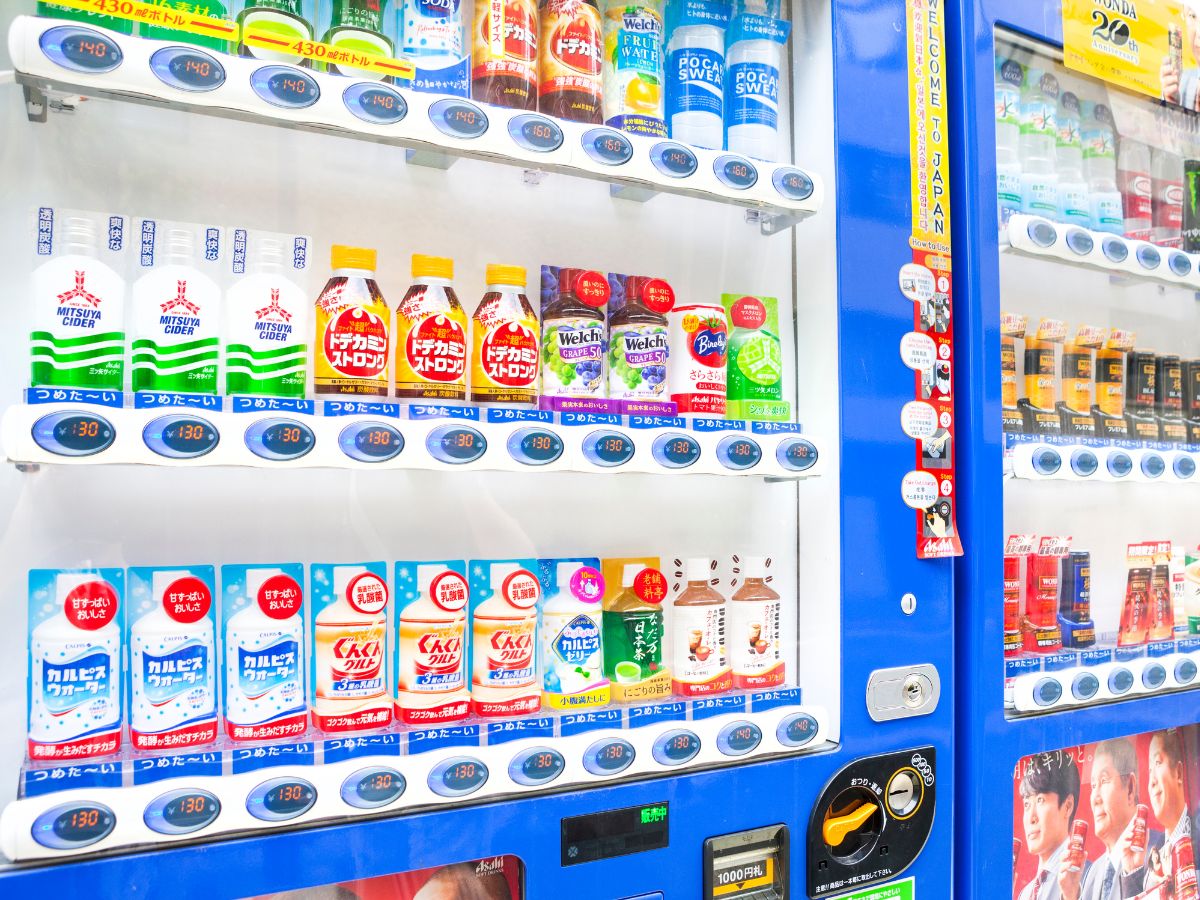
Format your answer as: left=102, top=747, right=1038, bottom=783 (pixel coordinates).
left=724, top=0, right=790, bottom=162
left=666, top=0, right=731, bottom=150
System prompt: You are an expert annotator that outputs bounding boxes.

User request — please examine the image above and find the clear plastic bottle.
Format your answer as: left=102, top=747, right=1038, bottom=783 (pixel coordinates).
left=602, top=563, right=667, bottom=693
left=539, top=561, right=608, bottom=708
left=1152, top=147, right=1184, bottom=248
left=1118, top=136, right=1153, bottom=241
left=1055, top=90, right=1089, bottom=226
left=602, top=0, right=668, bottom=137
left=608, top=275, right=669, bottom=403
left=665, top=0, right=726, bottom=149
left=541, top=267, right=606, bottom=400
left=724, top=0, right=789, bottom=162
left=1017, top=67, right=1059, bottom=219
left=994, top=57, right=1024, bottom=228
left=470, top=264, right=540, bottom=406
left=729, top=556, right=783, bottom=689
left=671, top=557, right=731, bottom=696
left=1080, top=100, right=1123, bottom=235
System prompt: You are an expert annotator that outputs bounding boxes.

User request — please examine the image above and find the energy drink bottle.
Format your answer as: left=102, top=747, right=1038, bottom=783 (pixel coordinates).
left=394, top=255, right=468, bottom=401
left=472, top=0, right=539, bottom=109
left=538, top=0, right=604, bottom=122
left=1186, top=160, right=1200, bottom=252
left=470, top=265, right=540, bottom=406
left=314, top=245, right=390, bottom=396
left=1023, top=337, right=1056, bottom=408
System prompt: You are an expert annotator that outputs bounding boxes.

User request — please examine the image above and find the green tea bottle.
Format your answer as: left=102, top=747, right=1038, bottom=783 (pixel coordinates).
left=602, top=564, right=670, bottom=701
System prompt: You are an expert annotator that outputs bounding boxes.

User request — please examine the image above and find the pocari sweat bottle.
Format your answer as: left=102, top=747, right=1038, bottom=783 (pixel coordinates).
left=995, top=57, right=1023, bottom=228
left=1080, top=100, right=1123, bottom=235
left=1018, top=67, right=1059, bottom=219
left=666, top=0, right=731, bottom=150
left=724, top=0, right=790, bottom=162
left=1055, top=90, right=1090, bottom=226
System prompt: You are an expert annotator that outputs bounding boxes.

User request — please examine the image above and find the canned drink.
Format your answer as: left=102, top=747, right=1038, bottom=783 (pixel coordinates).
left=1060, top=552, right=1091, bottom=622
left=1002, top=336, right=1018, bottom=409
left=1174, top=835, right=1198, bottom=900
left=1004, top=555, right=1022, bottom=657
left=1096, top=347, right=1126, bottom=417
left=1126, top=350, right=1158, bottom=415
left=1131, top=804, right=1149, bottom=854
left=1172, top=23, right=1184, bottom=79
left=1067, top=819, right=1089, bottom=872
left=1024, top=338, right=1057, bottom=409
left=1062, top=342, right=1094, bottom=413
left=1183, top=359, right=1200, bottom=419
left=1156, top=355, right=1183, bottom=418
left=1028, top=555, right=1059, bottom=630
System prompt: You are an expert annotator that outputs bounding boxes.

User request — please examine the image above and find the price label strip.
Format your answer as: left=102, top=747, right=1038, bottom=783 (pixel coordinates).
left=240, top=28, right=415, bottom=81
left=905, top=0, right=962, bottom=559
left=48, top=0, right=236, bottom=41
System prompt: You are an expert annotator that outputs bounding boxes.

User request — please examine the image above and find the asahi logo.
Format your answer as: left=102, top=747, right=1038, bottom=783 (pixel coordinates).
left=474, top=857, right=506, bottom=877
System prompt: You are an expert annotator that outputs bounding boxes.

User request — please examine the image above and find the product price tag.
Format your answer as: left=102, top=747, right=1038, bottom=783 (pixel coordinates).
left=48, top=0, right=237, bottom=41
left=241, top=28, right=415, bottom=81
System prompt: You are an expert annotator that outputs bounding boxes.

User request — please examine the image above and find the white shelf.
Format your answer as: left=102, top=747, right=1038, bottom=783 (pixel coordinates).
left=1002, top=214, right=1200, bottom=289
left=9, top=16, right=821, bottom=237
left=1004, top=433, right=1198, bottom=484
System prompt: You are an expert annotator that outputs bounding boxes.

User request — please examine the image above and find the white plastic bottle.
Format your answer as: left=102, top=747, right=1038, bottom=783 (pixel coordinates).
left=224, top=568, right=307, bottom=741
left=1018, top=67, right=1059, bottom=219
left=130, top=570, right=217, bottom=749
left=1152, top=147, right=1184, bottom=248
left=396, top=563, right=470, bottom=724
left=724, top=0, right=790, bottom=162
left=131, top=227, right=221, bottom=394
left=1080, top=100, right=1123, bottom=235
left=1117, top=136, right=1153, bottom=241
left=400, top=0, right=467, bottom=95
left=29, top=573, right=122, bottom=757
left=471, top=562, right=540, bottom=717
left=540, top=561, right=608, bottom=708
left=314, top=565, right=391, bottom=731
left=31, top=216, right=126, bottom=391
left=1055, top=90, right=1089, bottom=226
left=224, top=237, right=309, bottom=399
left=727, top=556, right=783, bottom=689
left=666, top=1, right=726, bottom=149
left=994, top=57, right=1024, bottom=228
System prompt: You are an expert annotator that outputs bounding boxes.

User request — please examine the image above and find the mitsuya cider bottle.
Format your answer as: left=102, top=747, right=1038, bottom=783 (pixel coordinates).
left=672, top=557, right=731, bottom=696
left=314, top=245, right=390, bottom=396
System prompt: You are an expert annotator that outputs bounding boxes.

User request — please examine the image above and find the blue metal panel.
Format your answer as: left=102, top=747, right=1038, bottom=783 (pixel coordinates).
left=0, top=1, right=955, bottom=894
left=947, top=1, right=1200, bottom=897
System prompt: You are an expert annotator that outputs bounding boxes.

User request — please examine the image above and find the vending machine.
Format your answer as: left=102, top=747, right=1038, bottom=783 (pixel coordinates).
left=0, top=0, right=953, bottom=896
left=950, top=0, right=1200, bottom=896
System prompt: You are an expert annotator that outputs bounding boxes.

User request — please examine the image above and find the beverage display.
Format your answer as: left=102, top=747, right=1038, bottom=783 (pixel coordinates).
left=318, top=0, right=394, bottom=79
left=1054, top=90, right=1088, bottom=226
left=314, top=246, right=390, bottom=397
left=728, top=556, right=783, bottom=689
left=608, top=275, right=671, bottom=411
left=724, top=0, right=789, bottom=161
left=538, top=0, right=604, bottom=123
left=602, top=0, right=667, bottom=137
left=394, top=561, right=470, bottom=724
left=665, top=0, right=727, bottom=150
left=1080, top=99, right=1123, bottom=234
left=469, top=264, right=540, bottom=406
left=668, top=302, right=728, bottom=416
left=1017, top=68, right=1059, bottom=219
left=538, top=560, right=609, bottom=709
left=539, top=267, right=607, bottom=403
left=472, top=0, right=539, bottom=109
left=1118, top=136, right=1153, bottom=242
left=236, top=0, right=315, bottom=65
left=671, top=557, right=731, bottom=696
left=468, top=560, right=541, bottom=717
left=394, top=254, right=468, bottom=401
left=399, top=0, right=469, bottom=95
left=722, top=293, right=788, bottom=421
left=601, top=559, right=670, bottom=702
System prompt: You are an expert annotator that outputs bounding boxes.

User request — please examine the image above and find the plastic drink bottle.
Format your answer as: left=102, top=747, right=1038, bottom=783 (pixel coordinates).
left=1118, top=137, right=1153, bottom=241
left=224, top=568, right=308, bottom=741
left=31, top=216, right=126, bottom=391
left=224, top=236, right=309, bottom=398
left=609, top=275, right=669, bottom=403
left=540, top=562, right=608, bottom=708
left=671, top=557, right=731, bottom=696
left=1152, top=147, right=1184, bottom=247
left=470, top=265, right=540, bottom=405
left=1080, top=100, right=1123, bottom=234
left=1018, top=68, right=1059, bottom=219
left=541, top=267, right=606, bottom=400
left=995, top=58, right=1024, bottom=227
left=603, top=563, right=668, bottom=695
left=665, top=0, right=727, bottom=149
left=472, top=0, right=539, bottom=109
left=1055, top=91, right=1089, bottom=226
left=29, top=573, right=122, bottom=759
left=724, top=0, right=788, bottom=161
left=602, top=0, right=668, bottom=137
left=320, top=0, right=394, bottom=79
left=729, top=557, right=783, bottom=689
left=397, top=564, right=469, bottom=724
left=314, top=245, right=390, bottom=396
left=237, top=0, right=314, bottom=64
left=395, top=254, right=468, bottom=400
left=313, top=566, right=392, bottom=731
left=1187, top=550, right=1200, bottom=635
left=141, top=0, right=230, bottom=51
left=471, top=563, right=541, bottom=717
left=131, top=228, right=221, bottom=394
left=724, top=294, right=783, bottom=417
left=538, top=0, right=604, bottom=122
left=400, top=0, right=466, bottom=92
left=667, top=302, right=728, bottom=415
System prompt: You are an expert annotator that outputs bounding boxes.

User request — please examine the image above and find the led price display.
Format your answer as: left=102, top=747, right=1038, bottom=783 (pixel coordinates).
left=777, top=438, right=817, bottom=472
left=714, top=155, right=758, bottom=190
left=1064, top=228, right=1094, bottom=256
left=144, top=414, right=219, bottom=460
left=144, top=789, right=220, bottom=835
left=650, top=142, right=698, bottom=178
left=561, top=801, right=670, bottom=865
left=509, top=114, right=564, bottom=153
left=245, top=418, right=316, bottom=461
left=1169, top=252, right=1192, bottom=276
left=430, top=99, right=489, bottom=139
left=1136, top=244, right=1161, bottom=269
left=340, top=766, right=406, bottom=809
left=426, top=424, right=487, bottom=464
left=653, top=729, right=700, bottom=765
left=716, top=435, right=762, bottom=471
left=247, top=777, right=317, bottom=821
left=582, top=128, right=634, bottom=166
left=509, top=747, right=566, bottom=786
left=583, top=430, right=634, bottom=468
left=1141, top=453, right=1165, bottom=478
left=33, top=411, right=116, bottom=458
left=1101, top=237, right=1129, bottom=264
left=506, top=427, right=564, bottom=466
left=772, top=166, right=814, bottom=201
left=250, top=65, right=320, bottom=110
left=343, top=82, right=408, bottom=125
left=777, top=712, right=818, bottom=748
left=32, top=802, right=116, bottom=849
left=583, top=738, right=635, bottom=775
left=40, top=26, right=123, bottom=74
left=717, top=721, right=762, bottom=756
left=1108, top=451, right=1133, bottom=477
left=150, top=47, right=225, bottom=92
left=1175, top=455, right=1197, bottom=478
left=652, top=433, right=701, bottom=469
left=339, top=421, right=404, bottom=463
left=428, top=757, right=489, bottom=797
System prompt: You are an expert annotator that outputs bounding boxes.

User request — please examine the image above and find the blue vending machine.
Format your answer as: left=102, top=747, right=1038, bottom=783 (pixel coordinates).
left=0, top=0, right=954, bottom=896
left=951, top=0, right=1200, bottom=897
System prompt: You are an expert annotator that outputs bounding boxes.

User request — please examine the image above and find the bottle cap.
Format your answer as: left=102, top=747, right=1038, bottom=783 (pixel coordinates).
left=624, top=275, right=651, bottom=303
left=333, top=565, right=362, bottom=598
left=55, top=572, right=98, bottom=602
left=557, top=267, right=583, bottom=295
left=486, top=264, right=526, bottom=287
left=417, top=563, right=444, bottom=593
left=557, top=561, right=585, bottom=591
left=686, top=558, right=711, bottom=582
left=250, top=236, right=285, bottom=269
left=61, top=216, right=98, bottom=255
left=412, top=254, right=453, bottom=280
left=742, top=556, right=766, bottom=579
left=165, top=228, right=196, bottom=260
left=490, top=562, right=521, bottom=591
left=622, top=563, right=644, bottom=587
left=152, top=569, right=191, bottom=601
left=332, top=245, right=377, bottom=271
left=246, top=567, right=284, bottom=599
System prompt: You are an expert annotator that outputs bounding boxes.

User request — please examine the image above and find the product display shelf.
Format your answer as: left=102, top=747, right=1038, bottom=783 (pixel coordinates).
left=8, top=15, right=821, bottom=237
left=1003, top=433, right=1199, bottom=483
left=1001, top=214, right=1200, bottom=290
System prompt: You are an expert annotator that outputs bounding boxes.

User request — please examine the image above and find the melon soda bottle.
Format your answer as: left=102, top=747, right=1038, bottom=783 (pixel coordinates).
left=395, top=254, right=468, bottom=400
left=539, top=0, right=604, bottom=123
left=470, top=265, right=540, bottom=405
left=314, top=245, right=391, bottom=396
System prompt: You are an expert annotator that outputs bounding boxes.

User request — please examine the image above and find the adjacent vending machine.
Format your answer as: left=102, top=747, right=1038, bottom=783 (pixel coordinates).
left=0, top=0, right=953, bottom=895
left=951, top=0, right=1200, bottom=896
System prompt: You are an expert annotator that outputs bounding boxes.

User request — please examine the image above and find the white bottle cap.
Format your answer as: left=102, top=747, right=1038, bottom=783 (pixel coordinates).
left=245, top=567, right=284, bottom=601
left=490, top=562, right=521, bottom=592
left=417, top=564, right=444, bottom=595
left=61, top=216, right=97, bottom=256
left=686, top=558, right=711, bottom=582
left=164, top=227, right=196, bottom=262
left=55, top=571, right=98, bottom=602
left=152, top=569, right=192, bottom=601
left=743, top=557, right=767, bottom=579
left=250, top=235, right=285, bottom=270
left=622, top=563, right=644, bottom=587
left=333, top=565, right=362, bottom=600
left=557, top=561, right=585, bottom=593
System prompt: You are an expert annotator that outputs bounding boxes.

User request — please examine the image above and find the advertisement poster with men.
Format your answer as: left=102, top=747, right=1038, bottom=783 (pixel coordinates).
left=1013, top=727, right=1200, bottom=899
